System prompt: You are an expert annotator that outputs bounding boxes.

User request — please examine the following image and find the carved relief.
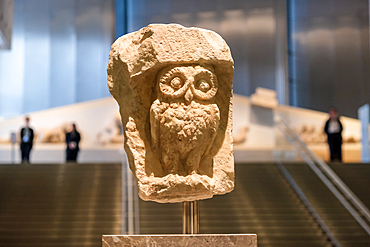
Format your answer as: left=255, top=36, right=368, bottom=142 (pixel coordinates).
left=150, top=65, right=220, bottom=175
left=107, top=24, right=234, bottom=203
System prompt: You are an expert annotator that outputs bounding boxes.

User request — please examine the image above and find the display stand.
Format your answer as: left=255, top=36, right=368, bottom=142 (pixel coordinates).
left=103, top=200, right=257, bottom=247
left=182, top=201, right=199, bottom=234
left=102, top=234, right=257, bottom=246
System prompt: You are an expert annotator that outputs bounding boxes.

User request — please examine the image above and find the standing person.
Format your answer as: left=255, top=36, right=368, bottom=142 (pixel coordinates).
left=324, top=107, right=343, bottom=162
left=20, top=116, right=34, bottom=163
left=66, top=123, right=81, bottom=162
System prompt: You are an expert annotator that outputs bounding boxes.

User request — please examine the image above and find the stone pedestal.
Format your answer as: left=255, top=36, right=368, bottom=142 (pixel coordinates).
left=102, top=234, right=257, bottom=247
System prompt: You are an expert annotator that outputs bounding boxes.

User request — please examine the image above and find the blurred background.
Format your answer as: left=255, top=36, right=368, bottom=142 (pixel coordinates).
left=0, top=0, right=370, bottom=247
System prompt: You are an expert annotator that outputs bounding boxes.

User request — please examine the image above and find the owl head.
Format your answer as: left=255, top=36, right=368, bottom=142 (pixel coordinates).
left=156, top=65, right=218, bottom=104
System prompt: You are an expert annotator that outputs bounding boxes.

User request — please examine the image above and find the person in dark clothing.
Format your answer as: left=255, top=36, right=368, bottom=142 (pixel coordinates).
left=20, top=116, right=34, bottom=163
left=66, top=123, right=81, bottom=162
left=324, top=108, right=343, bottom=162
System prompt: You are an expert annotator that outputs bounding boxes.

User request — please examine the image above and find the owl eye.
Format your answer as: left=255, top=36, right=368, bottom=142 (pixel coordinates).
left=158, top=67, right=189, bottom=98
left=196, top=79, right=211, bottom=92
left=170, top=77, right=183, bottom=90
left=191, top=69, right=218, bottom=100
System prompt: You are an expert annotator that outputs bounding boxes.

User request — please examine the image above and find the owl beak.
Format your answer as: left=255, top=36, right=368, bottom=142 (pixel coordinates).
left=184, top=89, right=193, bottom=105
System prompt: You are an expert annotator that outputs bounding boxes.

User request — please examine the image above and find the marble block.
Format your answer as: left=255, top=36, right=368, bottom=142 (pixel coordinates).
left=107, top=24, right=234, bottom=203
left=250, top=87, right=278, bottom=109
left=102, top=234, right=257, bottom=247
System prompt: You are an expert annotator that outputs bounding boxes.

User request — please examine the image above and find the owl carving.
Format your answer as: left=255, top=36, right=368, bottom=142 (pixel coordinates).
left=150, top=65, right=220, bottom=175
left=108, top=24, right=234, bottom=202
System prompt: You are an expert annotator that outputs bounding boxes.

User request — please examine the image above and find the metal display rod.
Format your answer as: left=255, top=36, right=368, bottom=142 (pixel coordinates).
left=182, top=201, right=199, bottom=234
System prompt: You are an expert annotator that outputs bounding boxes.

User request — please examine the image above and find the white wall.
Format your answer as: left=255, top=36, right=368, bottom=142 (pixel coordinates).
left=0, top=0, right=114, bottom=118
left=0, top=97, right=123, bottom=163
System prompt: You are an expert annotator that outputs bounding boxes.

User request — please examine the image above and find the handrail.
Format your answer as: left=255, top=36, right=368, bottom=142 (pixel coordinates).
left=275, top=115, right=370, bottom=236
left=276, top=162, right=342, bottom=247
left=277, top=116, right=370, bottom=222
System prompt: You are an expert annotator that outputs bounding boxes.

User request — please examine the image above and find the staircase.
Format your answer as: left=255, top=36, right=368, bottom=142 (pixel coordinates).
left=139, top=201, right=182, bottom=234
left=328, top=163, right=370, bottom=209
left=283, top=162, right=370, bottom=247
left=139, top=163, right=332, bottom=247
left=0, top=163, right=122, bottom=247
left=1, top=162, right=369, bottom=247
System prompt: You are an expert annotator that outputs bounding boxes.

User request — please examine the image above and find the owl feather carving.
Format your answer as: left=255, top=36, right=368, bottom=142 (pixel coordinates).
left=150, top=65, right=220, bottom=175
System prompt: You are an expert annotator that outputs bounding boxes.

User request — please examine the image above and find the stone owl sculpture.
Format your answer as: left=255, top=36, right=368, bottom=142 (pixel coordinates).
left=107, top=24, right=234, bottom=203
left=150, top=65, right=220, bottom=175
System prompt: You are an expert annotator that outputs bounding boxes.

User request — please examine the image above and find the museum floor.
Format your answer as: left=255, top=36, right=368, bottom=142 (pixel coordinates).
left=0, top=162, right=369, bottom=247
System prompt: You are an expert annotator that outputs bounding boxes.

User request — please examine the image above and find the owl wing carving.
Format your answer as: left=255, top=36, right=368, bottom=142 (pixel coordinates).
left=150, top=100, right=220, bottom=175
left=150, top=99, right=165, bottom=154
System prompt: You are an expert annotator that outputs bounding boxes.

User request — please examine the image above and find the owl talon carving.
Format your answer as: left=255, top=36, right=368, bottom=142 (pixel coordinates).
left=189, top=170, right=198, bottom=175
left=163, top=163, right=176, bottom=174
left=150, top=65, right=220, bottom=176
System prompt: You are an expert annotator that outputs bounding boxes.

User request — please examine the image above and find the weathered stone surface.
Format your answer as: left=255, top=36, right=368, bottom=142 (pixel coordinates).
left=107, top=24, right=234, bottom=203
left=102, top=234, right=257, bottom=247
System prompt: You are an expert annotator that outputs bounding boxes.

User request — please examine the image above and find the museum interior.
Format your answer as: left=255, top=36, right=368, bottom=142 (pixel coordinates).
left=0, top=0, right=370, bottom=246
